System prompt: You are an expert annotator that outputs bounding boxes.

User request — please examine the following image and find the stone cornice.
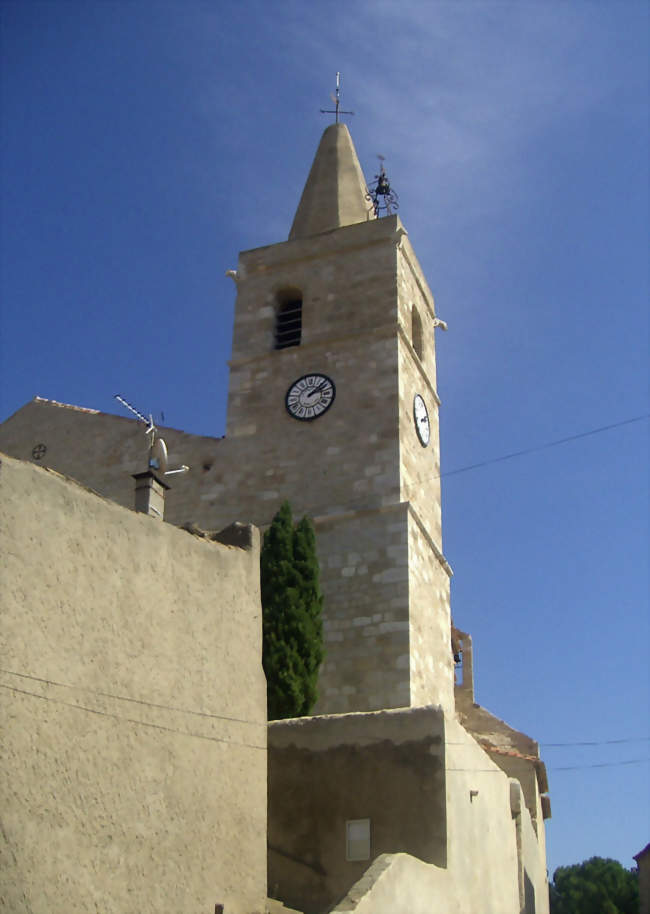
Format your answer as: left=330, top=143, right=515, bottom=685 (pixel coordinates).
left=237, top=216, right=400, bottom=278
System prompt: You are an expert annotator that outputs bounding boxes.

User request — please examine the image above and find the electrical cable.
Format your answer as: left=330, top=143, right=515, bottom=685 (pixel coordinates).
left=541, top=737, right=650, bottom=748
left=445, top=758, right=649, bottom=773
left=256, top=412, right=650, bottom=527
left=0, top=682, right=265, bottom=752
left=3, top=669, right=647, bottom=754
left=551, top=758, right=649, bottom=772
left=445, top=736, right=650, bottom=748
left=0, top=667, right=264, bottom=729
left=437, top=413, right=649, bottom=481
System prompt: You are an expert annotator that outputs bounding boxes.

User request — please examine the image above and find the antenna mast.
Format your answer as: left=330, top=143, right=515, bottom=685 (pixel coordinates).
left=114, top=394, right=189, bottom=477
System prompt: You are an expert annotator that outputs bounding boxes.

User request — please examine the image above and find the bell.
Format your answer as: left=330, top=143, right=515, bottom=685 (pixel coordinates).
left=377, top=175, right=390, bottom=196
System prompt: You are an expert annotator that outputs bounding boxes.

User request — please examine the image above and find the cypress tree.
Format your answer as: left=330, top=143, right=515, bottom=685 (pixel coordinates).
left=261, top=501, right=324, bottom=720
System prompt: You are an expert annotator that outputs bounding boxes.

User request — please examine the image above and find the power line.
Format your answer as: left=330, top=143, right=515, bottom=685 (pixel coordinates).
left=4, top=668, right=648, bottom=753
left=0, top=667, right=263, bottom=730
left=551, top=758, right=649, bottom=772
left=445, top=758, right=649, bottom=773
left=0, top=682, right=266, bottom=751
left=541, top=737, right=650, bottom=748
left=4, top=683, right=647, bottom=772
left=287, top=412, right=649, bottom=525
left=446, top=736, right=650, bottom=749
left=438, top=413, right=650, bottom=481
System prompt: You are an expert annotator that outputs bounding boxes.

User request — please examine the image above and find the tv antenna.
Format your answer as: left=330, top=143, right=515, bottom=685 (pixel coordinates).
left=320, top=72, right=354, bottom=123
left=114, top=394, right=189, bottom=477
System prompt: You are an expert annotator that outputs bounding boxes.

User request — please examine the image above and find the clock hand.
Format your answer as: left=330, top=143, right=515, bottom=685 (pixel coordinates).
left=306, top=382, right=329, bottom=400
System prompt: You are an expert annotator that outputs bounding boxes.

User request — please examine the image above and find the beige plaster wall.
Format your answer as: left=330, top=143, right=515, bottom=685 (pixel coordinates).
left=269, top=709, right=548, bottom=914
left=440, top=716, right=522, bottom=911
left=330, top=717, right=548, bottom=914
left=513, top=779, right=550, bottom=914
left=456, top=698, right=549, bottom=827
left=0, top=454, right=267, bottom=914
left=268, top=707, right=447, bottom=914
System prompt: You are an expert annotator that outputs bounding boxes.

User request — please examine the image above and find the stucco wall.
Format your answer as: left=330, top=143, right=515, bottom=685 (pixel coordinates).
left=513, top=779, right=550, bottom=914
left=268, top=707, right=447, bottom=914
left=326, top=716, right=549, bottom=914
left=0, top=454, right=267, bottom=914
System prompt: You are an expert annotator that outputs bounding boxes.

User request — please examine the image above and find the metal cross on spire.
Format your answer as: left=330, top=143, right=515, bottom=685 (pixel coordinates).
left=320, top=72, right=355, bottom=123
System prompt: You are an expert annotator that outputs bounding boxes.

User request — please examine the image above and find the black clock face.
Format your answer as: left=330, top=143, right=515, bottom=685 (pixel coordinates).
left=285, top=374, right=336, bottom=421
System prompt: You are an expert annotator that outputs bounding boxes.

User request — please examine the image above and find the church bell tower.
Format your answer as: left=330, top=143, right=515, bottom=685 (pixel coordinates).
left=225, top=123, right=454, bottom=715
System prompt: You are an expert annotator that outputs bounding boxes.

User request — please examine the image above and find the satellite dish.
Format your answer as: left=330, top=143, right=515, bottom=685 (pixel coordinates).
left=115, top=394, right=190, bottom=477
left=149, top=437, right=168, bottom=474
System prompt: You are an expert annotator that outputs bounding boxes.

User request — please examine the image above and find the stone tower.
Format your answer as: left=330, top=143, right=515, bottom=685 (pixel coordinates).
left=224, top=123, right=454, bottom=715
left=0, top=122, right=455, bottom=717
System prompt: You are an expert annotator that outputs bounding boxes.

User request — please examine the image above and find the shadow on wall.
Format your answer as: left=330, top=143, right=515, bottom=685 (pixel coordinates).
left=525, top=871, right=536, bottom=914
left=267, top=707, right=447, bottom=914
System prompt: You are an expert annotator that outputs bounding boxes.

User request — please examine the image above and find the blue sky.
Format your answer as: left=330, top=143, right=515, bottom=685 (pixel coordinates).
left=1, top=0, right=648, bottom=880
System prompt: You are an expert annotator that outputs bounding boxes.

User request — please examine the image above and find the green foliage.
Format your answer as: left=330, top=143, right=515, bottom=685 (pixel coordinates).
left=261, top=501, right=324, bottom=720
left=549, top=856, right=639, bottom=914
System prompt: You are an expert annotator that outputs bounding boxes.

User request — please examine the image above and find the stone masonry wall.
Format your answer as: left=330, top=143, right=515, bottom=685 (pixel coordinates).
left=407, top=511, right=454, bottom=710
left=397, top=313, right=443, bottom=547
left=0, top=215, right=457, bottom=718
left=313, top=505, right=411, bottom=714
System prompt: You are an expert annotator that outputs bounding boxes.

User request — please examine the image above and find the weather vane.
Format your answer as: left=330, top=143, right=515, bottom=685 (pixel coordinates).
left=320, top=72, right=354, bottom=123
left=366, top=155, right=399, bottom=217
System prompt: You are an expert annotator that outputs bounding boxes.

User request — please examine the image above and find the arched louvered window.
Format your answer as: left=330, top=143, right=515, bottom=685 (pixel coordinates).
left=274, top=290, right=303, bottom=350
left=412, top=305, right=424, bottom=362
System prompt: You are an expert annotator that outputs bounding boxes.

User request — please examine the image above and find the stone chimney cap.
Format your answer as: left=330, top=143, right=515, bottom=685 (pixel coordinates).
left=132, top=469, right=170, bottom=489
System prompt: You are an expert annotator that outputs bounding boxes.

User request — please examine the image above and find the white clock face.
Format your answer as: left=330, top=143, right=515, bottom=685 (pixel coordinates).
left=285, top=373, right=336, bottom=421
left=413, top=394, right=430, bottom=446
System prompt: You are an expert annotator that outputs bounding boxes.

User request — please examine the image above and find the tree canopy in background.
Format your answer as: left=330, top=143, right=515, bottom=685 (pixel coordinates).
left=261, top=501, right=324, bottom=720
left=549, top=856, right=639, bottom=914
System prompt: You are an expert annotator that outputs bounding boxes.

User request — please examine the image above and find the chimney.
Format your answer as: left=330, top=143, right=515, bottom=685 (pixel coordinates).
left=132, top=469, right=169, bottom=520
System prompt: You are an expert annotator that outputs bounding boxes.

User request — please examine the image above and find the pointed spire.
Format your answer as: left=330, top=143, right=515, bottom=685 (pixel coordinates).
left=289, top=124, right=373, bottom=241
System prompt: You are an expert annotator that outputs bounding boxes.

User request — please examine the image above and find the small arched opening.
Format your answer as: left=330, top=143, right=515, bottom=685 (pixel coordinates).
left=274, top=288, right=303, bottom=350
left=411, top=305, right=424, bottom=362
